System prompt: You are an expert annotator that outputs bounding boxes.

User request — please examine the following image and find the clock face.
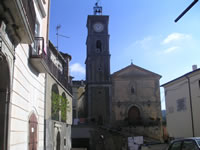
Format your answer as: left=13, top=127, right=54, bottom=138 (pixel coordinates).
left=93, top=23, right=104, bottom=32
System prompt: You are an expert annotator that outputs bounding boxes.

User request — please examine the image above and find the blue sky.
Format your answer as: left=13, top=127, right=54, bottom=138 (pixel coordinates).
left=49, top=0, right=200, bottom=109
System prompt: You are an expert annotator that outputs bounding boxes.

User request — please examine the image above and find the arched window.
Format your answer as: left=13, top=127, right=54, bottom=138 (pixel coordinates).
left=29, top=113, right=38, bottom=150
left=128, top=106, right=140, bottom=125
left=96, top=40, right=102, bottom=52
left=61, top=93, right=67, bottom=122
left=51, top=84, right=59, bottom=121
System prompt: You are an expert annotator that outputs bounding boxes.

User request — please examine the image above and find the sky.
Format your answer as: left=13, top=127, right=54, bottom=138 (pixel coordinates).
left=49, top=0, right=200, bottom=109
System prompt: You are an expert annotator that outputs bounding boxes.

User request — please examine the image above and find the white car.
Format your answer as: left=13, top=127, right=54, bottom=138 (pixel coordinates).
left=167, top=137, right=200, bottom=150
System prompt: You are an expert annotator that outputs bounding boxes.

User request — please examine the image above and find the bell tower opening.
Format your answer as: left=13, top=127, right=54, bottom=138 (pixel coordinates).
left=96, top=40, right=102, bottom=53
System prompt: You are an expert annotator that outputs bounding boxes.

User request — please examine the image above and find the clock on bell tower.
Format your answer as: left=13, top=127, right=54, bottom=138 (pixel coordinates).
left=85, top=3, right=111, bottom=125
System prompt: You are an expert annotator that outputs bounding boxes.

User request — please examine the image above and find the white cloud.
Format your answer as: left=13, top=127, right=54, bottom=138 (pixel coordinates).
left=163, top=46, right=179, bottom=54
left=70, top=63, right=85, bottom=74
left=162, top=33, right=191, bottom=44
left=133, top=36, right=153, bottom=50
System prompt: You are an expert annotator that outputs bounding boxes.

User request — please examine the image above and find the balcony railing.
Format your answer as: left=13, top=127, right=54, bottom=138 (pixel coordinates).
left=29, top=37, right=72, bottom=93
left=29, top=37, right=48, bottom=73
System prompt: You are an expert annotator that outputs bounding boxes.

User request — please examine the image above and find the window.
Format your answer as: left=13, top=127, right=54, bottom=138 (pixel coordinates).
left=96, top=40, right=102, bottom=53
left=196, top=139, right=200, bottom=147
left=198, top=80, right=200, bottom=88
left=64, top=138, right=66, bottom=146
left=35, top=21, right=40, bottom=37
left=182, top=140, right=198, bottom=150
left=169, top=141, right=181, bottom=150
left=61, top=93, right=67, bottom=122
left=131, top=86, right=135, bottom=94
left=177, top=98, right=186, bottom=112
left=51, top=84, right=60, bottom=121
left=97, top=65, right=102, bottom=71
left=33, top=21, right=40, bottom=55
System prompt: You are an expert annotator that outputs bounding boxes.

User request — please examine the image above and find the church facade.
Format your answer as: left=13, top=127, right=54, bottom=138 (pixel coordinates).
left=111, top=64, right=163, bottom=140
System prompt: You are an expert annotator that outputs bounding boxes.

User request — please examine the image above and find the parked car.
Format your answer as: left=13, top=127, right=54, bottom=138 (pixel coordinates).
left=167, top=137, right=200, bottom=150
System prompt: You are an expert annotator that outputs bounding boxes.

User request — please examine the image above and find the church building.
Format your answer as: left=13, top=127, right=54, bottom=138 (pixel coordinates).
left=71, top=3, right=163, bottom=150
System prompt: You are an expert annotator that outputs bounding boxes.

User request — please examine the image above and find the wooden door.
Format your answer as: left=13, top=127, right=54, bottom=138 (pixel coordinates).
left=128, top=106, right=140, bottom=124
left=29, top=113, right=38, bottom=150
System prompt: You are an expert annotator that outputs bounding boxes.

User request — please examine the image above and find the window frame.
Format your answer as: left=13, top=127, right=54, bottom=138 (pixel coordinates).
left=182, top=140, right=199, bottom=150
left=168, top=141, right=182, bottom=150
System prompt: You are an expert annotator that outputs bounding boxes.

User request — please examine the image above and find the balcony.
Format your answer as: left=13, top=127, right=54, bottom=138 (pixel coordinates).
left=29, top=38, right=72, bottom=93
left=48, top=42, right=72, bottom=93
left=0, top=0, right=36, bottom=45
left=29, top=37, right=49, bottom=73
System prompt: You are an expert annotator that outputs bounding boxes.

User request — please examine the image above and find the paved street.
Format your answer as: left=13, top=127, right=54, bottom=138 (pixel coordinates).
left=142, top=143, right=168, bottom=150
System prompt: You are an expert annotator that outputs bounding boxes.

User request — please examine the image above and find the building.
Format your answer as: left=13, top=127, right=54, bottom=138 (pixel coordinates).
left=0, top=0, right=50, bottom=149
left=0, top=0, right=73, bottom=149
left=162, top=65, right=200, bottom=138
left=44, top=41, right=72, bottom=150
left=85, top=10, right=112, bottom=126
left=71, top=3, right=163, bottom=150
left=111, top=63, right=163, bottom=140
left=72, top=80, right=86, bottom=120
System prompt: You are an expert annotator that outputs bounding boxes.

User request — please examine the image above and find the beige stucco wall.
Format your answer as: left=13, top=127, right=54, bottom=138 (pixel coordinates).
left=111, top=65, right=163, bottom=140
left=11, top=45, right=45, bottom=150
left=112, top=78, right=161, bottom=121
left=9, top=0, right=50, bottom=149
left=164, top=70, right=200, bottom=138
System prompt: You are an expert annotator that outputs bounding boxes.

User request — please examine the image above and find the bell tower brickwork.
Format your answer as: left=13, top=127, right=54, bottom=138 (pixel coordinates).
left=85, top=15, right=112, bottom=125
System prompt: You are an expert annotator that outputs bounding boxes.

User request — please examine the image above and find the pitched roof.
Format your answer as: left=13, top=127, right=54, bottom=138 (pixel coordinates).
left=111, top=63, right=161, bottom=78
left=161, top=68, right=200, bottom=87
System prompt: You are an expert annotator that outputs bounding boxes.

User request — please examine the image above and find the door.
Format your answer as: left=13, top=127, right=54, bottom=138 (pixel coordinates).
left=29, top=113, right=38, bottom=150
left=128, top=106, right=140, bottom=124
left=56, top=131, right=61, bottom=150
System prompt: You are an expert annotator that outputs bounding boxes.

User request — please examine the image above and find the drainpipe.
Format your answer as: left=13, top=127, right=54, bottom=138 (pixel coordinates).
left=185, top=76, right=195, bottom=137
left=44, top=73, right=47, bottom=150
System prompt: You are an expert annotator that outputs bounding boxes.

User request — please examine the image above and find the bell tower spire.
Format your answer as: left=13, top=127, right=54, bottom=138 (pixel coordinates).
left=93, top=1, right=102, bottom=15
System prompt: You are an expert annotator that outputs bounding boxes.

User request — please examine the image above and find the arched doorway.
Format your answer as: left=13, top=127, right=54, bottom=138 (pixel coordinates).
left=56, top=131, right=61, bottom=150
left=128, top=106, right=140, bottom=125
left=0, top=55, right=10, bottom=150
left=29, top=113, right=38, bottom=150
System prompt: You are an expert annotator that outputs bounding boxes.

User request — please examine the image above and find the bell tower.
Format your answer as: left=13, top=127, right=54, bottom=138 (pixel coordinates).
left=85, top=3, right=111, bottom=125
